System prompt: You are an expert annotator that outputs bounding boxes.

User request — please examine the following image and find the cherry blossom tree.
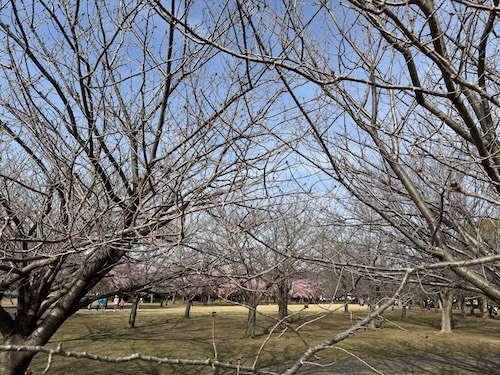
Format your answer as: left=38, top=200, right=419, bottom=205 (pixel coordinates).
left=100, top=258, right=185, bottom=328
left=289, top=278, right=324, bottom=304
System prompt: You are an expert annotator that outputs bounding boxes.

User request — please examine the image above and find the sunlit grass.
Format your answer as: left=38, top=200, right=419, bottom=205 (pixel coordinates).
left=27, top=302, right=500, bottom=374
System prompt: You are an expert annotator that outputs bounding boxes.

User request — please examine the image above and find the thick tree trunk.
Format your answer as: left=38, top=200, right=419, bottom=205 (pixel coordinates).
left=0, top=249, right=125, bottom=373
left=245, top=308, right=257, bottom=338
left=276, top=281, right=289, bottom=320
left=0, top=352, right=33, bottom=375
left=439, top=289, right=454, bottom=334
left=0, top=335, right=35, bottom=375
left=128, top=293, right=140, bottom=329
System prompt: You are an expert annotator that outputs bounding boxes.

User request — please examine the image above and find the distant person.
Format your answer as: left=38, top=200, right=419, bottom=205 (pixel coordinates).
left=113, top=295, right=120, bottom=312
left=488, top=305, right=498, bottom=318
left=102, top=297, right=108, bottom=310
left=119, top=297, right=125, bottom=310
left=96, top=298, right=102, bottom=311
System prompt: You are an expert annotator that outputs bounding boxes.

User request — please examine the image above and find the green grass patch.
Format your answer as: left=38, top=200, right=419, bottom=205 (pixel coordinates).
left=28, top=303, right=500, bottom=374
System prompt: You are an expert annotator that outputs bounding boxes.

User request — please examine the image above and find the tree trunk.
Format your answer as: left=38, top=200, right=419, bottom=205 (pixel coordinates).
left=278, top=297, right=288, bottom=320
left=276, top=280, right=289, bottom=321
left=0, top=353, right=33, bottom=375
left=245, top=308, right=257, bottom=338
left=0, top=336, right=35, bottom=375
left=128, top=293, right=140, bottom=329
left=344, top=302, right=349, bottom=314
left=367, top=304, right=376, bottom=329
left=458, top=294, right=466, bottom=318
left=480, top=296, right=487, bottom=318
left=401, top=304, right=407, bottom=318
left=184, top=299, right=192, bottom=319
left=439, top=289, right=454, bottom=334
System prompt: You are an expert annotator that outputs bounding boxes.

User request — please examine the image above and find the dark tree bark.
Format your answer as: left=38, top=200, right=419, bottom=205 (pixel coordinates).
left=128, top=293, right=141, bottom=329
left=245, top=308, right=257, bottom=338
left=276, top=280, right=289, bottom=321
left=184, top=299, right=193, bottom=319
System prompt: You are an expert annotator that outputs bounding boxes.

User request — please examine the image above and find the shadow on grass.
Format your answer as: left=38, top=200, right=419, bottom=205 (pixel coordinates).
left=294, top=356, right=500, bottom=375
left=28, top=307, right=500, bottom=375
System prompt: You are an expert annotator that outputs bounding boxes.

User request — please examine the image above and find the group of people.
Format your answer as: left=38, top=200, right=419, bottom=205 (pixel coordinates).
left=88, top=295, right=125, bottom=311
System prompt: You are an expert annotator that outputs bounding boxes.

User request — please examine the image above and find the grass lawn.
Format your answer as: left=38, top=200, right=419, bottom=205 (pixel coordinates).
left=26, top=302, right=500, bottom=374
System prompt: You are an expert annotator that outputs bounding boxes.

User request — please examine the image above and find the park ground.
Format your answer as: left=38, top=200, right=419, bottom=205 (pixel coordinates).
left=2, top=300, right=500, bottom=374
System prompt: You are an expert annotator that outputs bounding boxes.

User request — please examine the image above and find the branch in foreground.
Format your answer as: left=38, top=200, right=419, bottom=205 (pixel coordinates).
left=0, top=345, right=277, bottom=375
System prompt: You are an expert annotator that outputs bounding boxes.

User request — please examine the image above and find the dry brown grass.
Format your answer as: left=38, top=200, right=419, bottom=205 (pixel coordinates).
left=24, top=302, right=500, bottom=374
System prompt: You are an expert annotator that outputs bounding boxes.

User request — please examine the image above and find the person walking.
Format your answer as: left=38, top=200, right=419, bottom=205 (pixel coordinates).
left=113, top=295, right=120, bottom=312
left=101, top=296, right=108, bottom=310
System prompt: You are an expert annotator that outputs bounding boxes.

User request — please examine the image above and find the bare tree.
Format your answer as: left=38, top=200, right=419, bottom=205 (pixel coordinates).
left=160, top=0, right=500, bottom=301
left=204, top=206, right=278, bottom=338
left=240, top=199, right=317, bottom=320
left=0, top=1, right=277, bottom=373
left=148, top=0, right=500, bottom=370
left=318, top=0, right=500, bottom=302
